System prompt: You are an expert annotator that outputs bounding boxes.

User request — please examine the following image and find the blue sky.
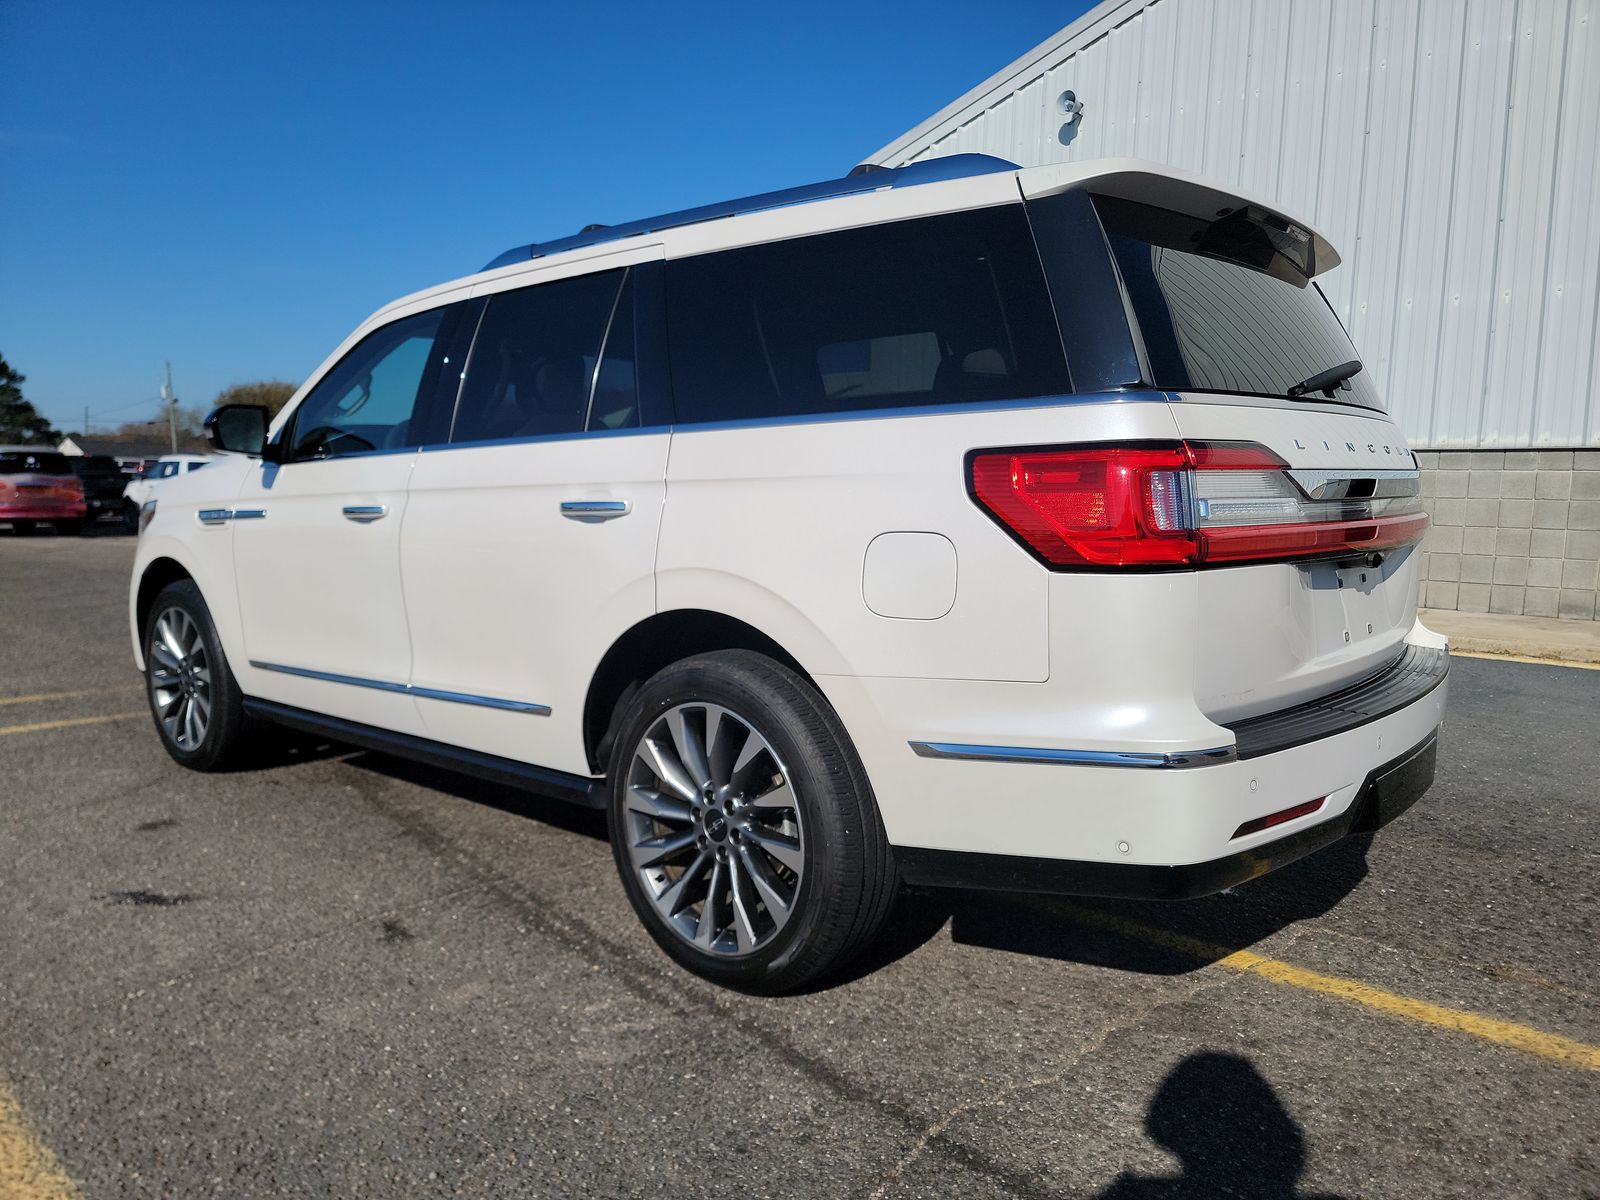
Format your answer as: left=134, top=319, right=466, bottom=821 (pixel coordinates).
left=1, top=0, right=1085, bottom=433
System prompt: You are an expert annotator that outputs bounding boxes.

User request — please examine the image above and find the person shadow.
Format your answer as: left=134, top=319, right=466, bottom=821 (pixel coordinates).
left=1096, top=1052, right=1348, bottom=1199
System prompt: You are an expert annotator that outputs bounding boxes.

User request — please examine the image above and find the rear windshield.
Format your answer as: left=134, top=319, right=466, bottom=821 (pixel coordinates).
left=1094, top=196, right=1383, bottom=411
left=0, top=451, right=72, bottom=476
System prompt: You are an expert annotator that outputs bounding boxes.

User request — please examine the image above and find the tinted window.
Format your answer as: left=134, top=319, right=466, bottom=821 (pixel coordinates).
left=449, top=269, right=628, bottom=444
left=289, top=308, right=448, bottom=460
left=0, top=451, right=71, bottom=476
left=1094, top=196, right=1382, bottom=410
left=72, top=456, right=121, bottom=478
left=666, top=206, right=1069, bottom=424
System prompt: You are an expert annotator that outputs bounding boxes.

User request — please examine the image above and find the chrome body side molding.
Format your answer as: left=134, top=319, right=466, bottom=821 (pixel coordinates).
left=249, top=661, right=552, bottom=716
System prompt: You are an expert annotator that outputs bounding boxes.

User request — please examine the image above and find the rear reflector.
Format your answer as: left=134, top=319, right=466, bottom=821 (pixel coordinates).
left=1232, top=796, right=1326, bottom=839
left=968, top=440, right=1427, bottom=569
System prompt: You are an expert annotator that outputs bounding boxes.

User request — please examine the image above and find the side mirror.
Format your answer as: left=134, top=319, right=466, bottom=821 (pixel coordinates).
left=204, top=404, right=269, bottom=456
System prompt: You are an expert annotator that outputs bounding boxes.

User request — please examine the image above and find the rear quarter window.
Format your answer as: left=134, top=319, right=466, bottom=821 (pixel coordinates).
left=665, top=205, right=1069, bottom=424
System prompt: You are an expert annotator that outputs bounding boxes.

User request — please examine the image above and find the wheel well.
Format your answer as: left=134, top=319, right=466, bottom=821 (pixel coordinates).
left=583, top=609, right=812, bottom=773
left=135, top=558, right=194, bottom=642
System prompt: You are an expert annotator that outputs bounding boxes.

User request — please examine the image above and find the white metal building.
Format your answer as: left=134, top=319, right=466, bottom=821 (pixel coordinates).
left=870, top=0, right=1600, bottom=620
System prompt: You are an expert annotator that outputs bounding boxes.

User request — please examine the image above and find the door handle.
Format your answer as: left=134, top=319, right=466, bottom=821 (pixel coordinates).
left=342, top=504, right=388, bottom=523
left=559, top=499, right=630, bottom=520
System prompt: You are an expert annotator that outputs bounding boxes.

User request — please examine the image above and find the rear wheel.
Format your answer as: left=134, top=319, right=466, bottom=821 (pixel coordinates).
left=606, top=650, right=895, bottom=993
left=143, top=579, right=253, bottom=771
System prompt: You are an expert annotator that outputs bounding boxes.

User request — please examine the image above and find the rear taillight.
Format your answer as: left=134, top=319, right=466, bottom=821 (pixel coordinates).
left=968, top=441, right=1427, bottom=570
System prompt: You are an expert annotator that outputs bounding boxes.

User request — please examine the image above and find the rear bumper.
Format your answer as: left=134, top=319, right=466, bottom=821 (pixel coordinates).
left=819, top=625, right=1449, bottom=877
left=896, top=731, right=1437, bottom=898
left=0, top=503, right=86, bottom=520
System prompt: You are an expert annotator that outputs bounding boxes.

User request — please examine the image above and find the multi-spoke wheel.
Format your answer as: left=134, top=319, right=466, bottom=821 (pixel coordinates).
left=606, top=650, right=896, bottom=992
left=143, top=578, right=252, bottom=770
left=623, top=702, right=805, bottom=956
left=149, top=605, right=213, bottom=751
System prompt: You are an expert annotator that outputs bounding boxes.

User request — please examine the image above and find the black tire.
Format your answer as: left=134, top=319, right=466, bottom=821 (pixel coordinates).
left=55, top=519, right=82, bottom=536
left=605, top=650, right=896, bottom=993
left=10, top=519, right=35, bottom=536
left=123, top=500, right=140, bottom=533
left=143, top=579, right=254, bottom=771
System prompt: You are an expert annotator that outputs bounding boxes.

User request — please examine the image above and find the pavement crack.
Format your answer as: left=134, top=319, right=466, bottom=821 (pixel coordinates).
left=864, top=969, right=1238, bottom=1200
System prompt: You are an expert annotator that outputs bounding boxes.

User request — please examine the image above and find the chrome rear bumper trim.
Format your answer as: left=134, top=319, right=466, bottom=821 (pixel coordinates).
left=907, top=742, right=1237, bottom=769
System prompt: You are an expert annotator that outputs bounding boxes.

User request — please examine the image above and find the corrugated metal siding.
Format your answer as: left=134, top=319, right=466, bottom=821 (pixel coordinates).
left=872, top=0, right=1600, bottom=448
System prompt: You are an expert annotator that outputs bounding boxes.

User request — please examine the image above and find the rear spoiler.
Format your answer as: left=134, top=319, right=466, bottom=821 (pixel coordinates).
left=1018, top=158, right=1341, bottom=279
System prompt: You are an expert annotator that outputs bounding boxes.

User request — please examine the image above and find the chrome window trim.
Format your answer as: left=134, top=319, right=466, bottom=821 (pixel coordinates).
left=249, top=661, right=551, bottom=716
left=908, top=741, right=1237, bottom=769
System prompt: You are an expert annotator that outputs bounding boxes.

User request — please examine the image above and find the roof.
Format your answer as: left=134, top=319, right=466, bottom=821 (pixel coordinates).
left=481, top=154, right=1021, bottom=271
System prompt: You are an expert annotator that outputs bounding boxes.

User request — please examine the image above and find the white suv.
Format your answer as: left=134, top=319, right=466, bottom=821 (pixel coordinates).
left=129, top=155, right=1448, bottom=991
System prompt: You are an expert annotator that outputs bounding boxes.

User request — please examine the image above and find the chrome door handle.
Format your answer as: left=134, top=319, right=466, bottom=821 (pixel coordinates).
left=342, top=504, right=388, bottom=523
left=560, top=499, right=630, bottom=520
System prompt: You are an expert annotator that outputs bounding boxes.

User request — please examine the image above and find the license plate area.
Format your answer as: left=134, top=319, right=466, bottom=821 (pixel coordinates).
left=1304, top=558, right=1393, bottom=655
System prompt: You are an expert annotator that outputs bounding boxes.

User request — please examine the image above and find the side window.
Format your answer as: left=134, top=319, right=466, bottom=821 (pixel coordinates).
left=288, top=308, right=448, bottom=461
left=449, top=268, right=629, bottom=444
left=665, top=206, right=1069, bottom=425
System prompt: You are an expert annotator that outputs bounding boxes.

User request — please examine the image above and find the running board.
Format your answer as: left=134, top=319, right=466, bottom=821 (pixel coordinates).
left=242, top=698, right=605, bottom=810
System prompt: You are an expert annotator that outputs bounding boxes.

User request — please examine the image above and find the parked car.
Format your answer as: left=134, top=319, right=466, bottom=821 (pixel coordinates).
left=71, top=454, right=128, bottom=525
left=2, top=446, right=85, bottom=535
left=121, top=454, right=214, bottom=530
left=128, top=155, right=1448, bottom=992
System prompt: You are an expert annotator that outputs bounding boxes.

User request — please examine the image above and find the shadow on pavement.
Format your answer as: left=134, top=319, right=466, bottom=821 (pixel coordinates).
left=1096, top=1052, right=1347, bottom=1199
left=943, top=832, right=1372, bottom=975
left=222, top=728, right=1371, bottom=982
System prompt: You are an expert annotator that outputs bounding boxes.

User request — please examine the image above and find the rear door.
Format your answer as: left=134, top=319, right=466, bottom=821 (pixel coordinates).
left=1025, top=175, right=1427, bottom=721
left=231, top=297, right=468, bottom=735
left=400, top=248, right=670, bottom=776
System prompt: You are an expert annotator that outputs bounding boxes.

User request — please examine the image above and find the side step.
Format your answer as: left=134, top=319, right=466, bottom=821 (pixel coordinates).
left=243, top=698, right=606, bottom=810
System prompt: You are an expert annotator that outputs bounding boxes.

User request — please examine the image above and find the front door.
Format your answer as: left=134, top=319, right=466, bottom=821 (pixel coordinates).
left=232, top=297, right=467, bottom=734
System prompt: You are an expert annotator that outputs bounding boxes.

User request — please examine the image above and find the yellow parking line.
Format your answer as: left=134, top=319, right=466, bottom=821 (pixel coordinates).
left=0, top=713, right=143, bottom=738
left=1057, top=904, right=1600, bottom=1071
left=0, top=1081, right=78, bottom=1198
left=0, top=691, right=102, bottom=708
left=1449, top=649, right=1600, bottom=671
left=0, top=687, right=143, bottom=707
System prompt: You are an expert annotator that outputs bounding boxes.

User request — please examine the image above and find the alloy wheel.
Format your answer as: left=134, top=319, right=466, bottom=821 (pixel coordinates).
left=148, top=606, right=212, bottom=751
left=623, top=703, right=805, bottom=956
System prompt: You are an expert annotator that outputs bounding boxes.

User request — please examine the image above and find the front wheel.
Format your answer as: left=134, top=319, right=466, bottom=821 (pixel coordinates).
left=606, top=650, right=895, bottom=993
left=143, top=579, right=253, bottom=770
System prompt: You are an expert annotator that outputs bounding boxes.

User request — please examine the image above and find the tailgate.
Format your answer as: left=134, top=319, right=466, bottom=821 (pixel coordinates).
left=1168, top=398, right=1424, bottom=721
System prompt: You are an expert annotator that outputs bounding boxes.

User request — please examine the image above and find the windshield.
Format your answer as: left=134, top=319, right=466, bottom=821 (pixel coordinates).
left=1093, top=195, right=1383, bottom=411
left=0, top=451, right=72, bottom=476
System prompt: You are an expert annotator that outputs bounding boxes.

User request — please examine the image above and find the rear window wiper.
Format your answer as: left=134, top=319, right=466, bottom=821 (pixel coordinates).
left=1287, top=359, right=1362, bottom=399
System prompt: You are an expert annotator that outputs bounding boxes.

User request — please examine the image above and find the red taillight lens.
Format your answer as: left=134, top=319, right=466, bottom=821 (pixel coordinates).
left=1232, top=796, right=1326, bottom=839
left=969, top=441, right=1427, bottom=570
left=969, top=446, right=1199, bottom=567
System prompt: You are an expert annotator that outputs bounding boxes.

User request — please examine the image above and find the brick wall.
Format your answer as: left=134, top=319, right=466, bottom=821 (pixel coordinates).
left=1416, top=450, right=1600, bottom=620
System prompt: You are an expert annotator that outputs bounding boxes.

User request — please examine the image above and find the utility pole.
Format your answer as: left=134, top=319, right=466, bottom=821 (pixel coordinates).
left=83, top=405, right=90, bottom=439
left=161, top=362, right=178, bottom=453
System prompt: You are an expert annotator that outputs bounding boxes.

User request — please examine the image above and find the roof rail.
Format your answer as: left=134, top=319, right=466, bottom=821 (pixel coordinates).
left=480, top=153, right=1020, bottom=271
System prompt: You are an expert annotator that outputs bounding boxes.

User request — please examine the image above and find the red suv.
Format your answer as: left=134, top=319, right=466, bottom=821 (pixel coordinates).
left=0, top=447, right=87, bottom=535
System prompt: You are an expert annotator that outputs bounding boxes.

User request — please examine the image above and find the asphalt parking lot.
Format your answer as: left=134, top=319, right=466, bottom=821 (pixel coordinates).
left=1, top=530, right=1596, bottom=1199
